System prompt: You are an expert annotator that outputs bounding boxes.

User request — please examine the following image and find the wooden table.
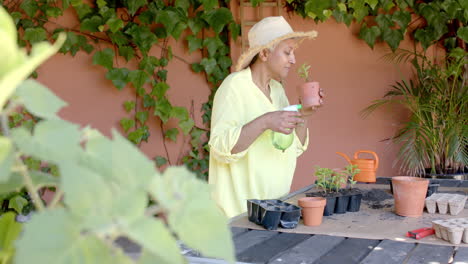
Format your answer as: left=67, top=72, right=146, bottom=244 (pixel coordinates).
left=225, top=227, right=468, bottom=264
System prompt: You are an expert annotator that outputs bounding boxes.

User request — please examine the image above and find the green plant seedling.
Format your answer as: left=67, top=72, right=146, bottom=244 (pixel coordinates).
left=297, top=62, right=311, bottom=82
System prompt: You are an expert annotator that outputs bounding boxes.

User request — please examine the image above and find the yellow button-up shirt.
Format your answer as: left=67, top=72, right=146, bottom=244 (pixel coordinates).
left=208, top=67, right=309, bottom=218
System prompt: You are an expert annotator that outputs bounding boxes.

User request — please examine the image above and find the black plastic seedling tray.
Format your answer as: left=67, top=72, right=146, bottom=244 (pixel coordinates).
left=247, top=199, right=301, bottom=230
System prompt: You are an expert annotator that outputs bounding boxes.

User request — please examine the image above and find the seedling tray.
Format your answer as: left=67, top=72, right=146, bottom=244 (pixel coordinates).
left=247, top=199, right=301, bottom=230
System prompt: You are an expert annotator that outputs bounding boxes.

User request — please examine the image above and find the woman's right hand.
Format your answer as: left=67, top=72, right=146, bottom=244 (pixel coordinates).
left=262, top=111, right=304, bottom=134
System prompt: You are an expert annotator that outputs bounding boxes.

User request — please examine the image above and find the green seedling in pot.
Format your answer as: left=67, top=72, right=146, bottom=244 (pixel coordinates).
left=297, top=62, right=311, bottom=82
left=344, top=164, right=360, bottom=189
left=314, top=166, right=338, bottom=194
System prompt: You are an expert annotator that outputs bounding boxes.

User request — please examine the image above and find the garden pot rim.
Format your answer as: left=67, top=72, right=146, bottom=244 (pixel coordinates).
left=392, top=176, right=429, bottom=182
left=298, top=197, right=326, bottom=207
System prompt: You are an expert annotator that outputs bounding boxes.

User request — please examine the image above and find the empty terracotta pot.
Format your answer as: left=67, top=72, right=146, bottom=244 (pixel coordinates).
left=298, top=197, right=326, bottom=226
left=392, top=176, right=429, bottom=217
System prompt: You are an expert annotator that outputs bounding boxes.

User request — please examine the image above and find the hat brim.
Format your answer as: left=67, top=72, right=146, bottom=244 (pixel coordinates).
left=234, top=30, right=318, bottom=72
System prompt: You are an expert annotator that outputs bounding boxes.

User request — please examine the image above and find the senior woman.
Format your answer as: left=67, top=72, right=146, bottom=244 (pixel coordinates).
left=208, top=16, right=321, bottom=217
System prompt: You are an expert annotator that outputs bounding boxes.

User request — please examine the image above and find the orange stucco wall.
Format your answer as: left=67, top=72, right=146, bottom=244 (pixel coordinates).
left=36, top=4, right=424, bottom=192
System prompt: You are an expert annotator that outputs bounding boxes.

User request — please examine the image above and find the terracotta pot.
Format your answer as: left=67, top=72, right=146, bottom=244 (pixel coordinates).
left=298, top=197, right=326, bottom=226
left=392, top=176, right=429, bottom=217
left=298, top=82, right=320, bottom=108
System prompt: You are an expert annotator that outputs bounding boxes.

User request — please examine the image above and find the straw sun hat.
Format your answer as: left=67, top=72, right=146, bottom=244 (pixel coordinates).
left=235, top=16, right=318, bottom=71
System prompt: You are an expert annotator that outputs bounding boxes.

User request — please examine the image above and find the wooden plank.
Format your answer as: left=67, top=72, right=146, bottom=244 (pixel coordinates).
left=234, top=230, right=278, bottom=256
left=405, top=244, right=454, bottom=264
left=314, top=238, right=380, bottom=264
left=231, top=227, right=249, bottom=239
left=360, top=240, right=415, bottom=264
left=268, top=235, right=345, bottom=264
left=452, top=247, right=468, bottom=264
left=237, top=232, right=311, bottom=263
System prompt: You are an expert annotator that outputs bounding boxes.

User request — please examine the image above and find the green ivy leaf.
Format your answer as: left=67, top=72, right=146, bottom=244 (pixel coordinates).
left=93, top=48, right=114, bottom=70
left=375, top=14, right=393, bottom=28
left=457, top=26, right=468, bottom=43
left=191, top=63, right=204, bottom=73
left=359, top=25, right=381, bottom=49
left=15, top=79, right=67, bottom=120
left=365, top=0, right=378, bottom=10
left=175, top=0, right=190, bottom=14
left=305, top=0, right=333, bottom=21
left=414, top=28, right=434, bottom=49
left=136, top=111, right=148, bottom=125
left=380, top=0, right=395, bottom=11
left=97, top=0, right=107, bottom=8
left=80, top=16, right=103, bottom=32
left=46, top=6, right=63, bottom=17
left=188, top=17, right=205, bottom=35
left=139, top=10, right=155, bottom=25
left=151, top=82, right=169, bottom=99
left=124, top=101, right=135, bottom=113
left=136, top=87, right=145, bottom=97
left=20, top=0, right=39, bottom=17
left=154, top=156, right=167, bottom=168
left=202, top=8, right=233, bottom=34
left=8, top=195, right=28, bottom=214
left=24, top=28, right=47, bottom=44
left=74, top=3, right=93, bottom=19
left=106, top=18, right=124, bottom=33
left=200, top=58, right=217, bottom=75
left=165, top=128, right=179, bottom=141
left=228, top=22, right=240, bottom=41
left=392, top=10, right=411, bottom=29
left=156, top=10, right=179, bottom=35
left=203, top=37, right=223, bottom=57
left=143, top=94, right=155, bottom=107
left=159, top=57, right=168, bottom=67
left=154, top=98, right=172, bottom=123
left=118, top=46, right=135, bottom=61
left=120, top=118, right=135, bottom=133
left=128, top=70, right=149, bottom=90
left=202, top=0, right=218, bottom=11
left=189, top=127, right=204, bottom=148
left=217, top=56, right=232, bottom=70
left=139, top=56, right=160, bottom=74
left=170, top=107, right=189, bottom=120
left=382, top=28, right=404, bottom=51
left=109, top=31, right=129, bottom=46
left=157, top=70, right=168, bottom=81
left=125, top=24, right=157, bottom=53
left=172, top=21, right=188, bottom=40
left=126, top=0, right=148, bottom=15
left=179, top=119, right=194, bottom=135
left=0, top=137, right=14, bottom=182
left=106, top=68, right=130, bottom=90
left=127, top=128, right=145, bottom=144
left=10, top=12, right=22, bottom=26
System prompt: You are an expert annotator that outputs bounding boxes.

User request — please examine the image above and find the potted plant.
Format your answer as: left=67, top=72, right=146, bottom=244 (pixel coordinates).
left=361, top=48, right=467, bottom=179
left=296, top=63, right=321, bottom=110
left=307, top=166, right=339, bottom=216
left=342, top=165, right=363, bottom=212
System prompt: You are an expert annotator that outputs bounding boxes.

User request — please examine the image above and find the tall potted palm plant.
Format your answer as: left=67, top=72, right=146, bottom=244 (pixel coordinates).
left=362, top=48, right=467, bottom=178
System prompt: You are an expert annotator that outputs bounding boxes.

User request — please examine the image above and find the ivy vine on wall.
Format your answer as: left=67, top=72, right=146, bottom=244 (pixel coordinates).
left=2, top=0, right=240, bottom=180
left=282, top=0, right=467, bottom=52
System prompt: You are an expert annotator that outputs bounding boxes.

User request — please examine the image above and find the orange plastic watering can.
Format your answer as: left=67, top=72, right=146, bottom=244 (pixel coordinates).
left=336, top=150, right=379, bottom=183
